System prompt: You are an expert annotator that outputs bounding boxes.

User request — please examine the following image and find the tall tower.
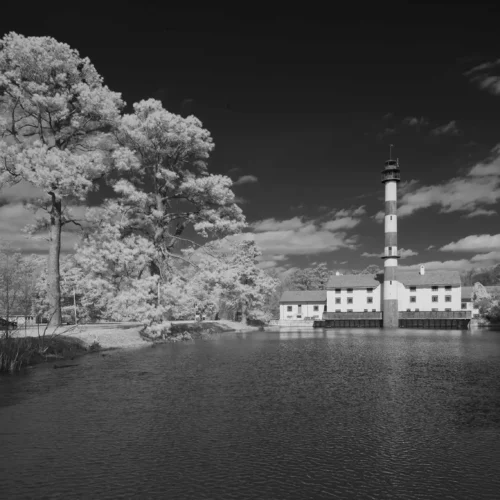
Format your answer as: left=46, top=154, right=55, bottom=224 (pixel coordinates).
left=381, top=150, right=401, bottom=328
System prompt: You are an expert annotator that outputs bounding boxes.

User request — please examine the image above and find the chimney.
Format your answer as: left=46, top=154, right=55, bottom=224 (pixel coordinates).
left=419, top=265, right=425, bottom=275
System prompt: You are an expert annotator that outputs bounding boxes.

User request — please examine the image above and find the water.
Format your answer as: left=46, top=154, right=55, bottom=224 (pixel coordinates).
left=1, top=328, right=500, bottom=499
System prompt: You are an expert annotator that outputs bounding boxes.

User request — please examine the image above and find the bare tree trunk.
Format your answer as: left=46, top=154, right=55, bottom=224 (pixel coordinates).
left=240, top=303, right=248, bottom=325
left=48, top=197, right=62, bottom=326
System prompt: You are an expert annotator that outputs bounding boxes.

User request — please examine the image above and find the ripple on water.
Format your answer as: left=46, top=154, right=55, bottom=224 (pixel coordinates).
left=0, top=329, right=500, bottom=499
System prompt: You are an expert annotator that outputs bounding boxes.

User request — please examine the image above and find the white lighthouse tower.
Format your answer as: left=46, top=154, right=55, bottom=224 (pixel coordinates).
left=381, top=147, right=401, bottom=328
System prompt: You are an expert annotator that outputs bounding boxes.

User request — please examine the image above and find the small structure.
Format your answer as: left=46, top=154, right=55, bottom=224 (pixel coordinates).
left=279, top=290, right=326, bottom=320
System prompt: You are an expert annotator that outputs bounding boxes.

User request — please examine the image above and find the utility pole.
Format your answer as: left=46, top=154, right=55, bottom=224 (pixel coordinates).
left=73, top=287, right=77, bottom=325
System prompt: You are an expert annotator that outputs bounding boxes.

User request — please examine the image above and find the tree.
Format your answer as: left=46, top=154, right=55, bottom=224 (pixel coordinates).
left=0, top=247, right=42, bottom=337
left=0, top=33, right=124, bottom=325
left=288, top=263, right=330, bottom=290
left=109, top=98, right=246, bottom=279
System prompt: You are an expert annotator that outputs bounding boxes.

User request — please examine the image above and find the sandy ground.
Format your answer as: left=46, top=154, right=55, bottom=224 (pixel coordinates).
left=12, top=320, right=258, bottom=350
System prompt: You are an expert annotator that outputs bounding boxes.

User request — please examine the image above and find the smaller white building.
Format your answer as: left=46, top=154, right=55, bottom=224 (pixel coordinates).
left=279, top=291, right=327, bottom=320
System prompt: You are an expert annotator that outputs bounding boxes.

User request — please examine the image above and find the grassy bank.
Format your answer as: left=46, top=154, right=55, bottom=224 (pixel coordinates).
left=0, top=334, right=89, bottom=374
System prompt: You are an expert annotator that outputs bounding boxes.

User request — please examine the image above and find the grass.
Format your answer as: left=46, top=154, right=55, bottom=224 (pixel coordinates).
left=0, top=332, right=89, bottom=374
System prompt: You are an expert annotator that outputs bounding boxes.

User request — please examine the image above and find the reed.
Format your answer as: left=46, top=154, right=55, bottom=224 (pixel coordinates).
left=0, top=334, right=88, bottom=374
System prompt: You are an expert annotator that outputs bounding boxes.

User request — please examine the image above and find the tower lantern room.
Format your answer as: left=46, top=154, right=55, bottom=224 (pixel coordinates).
left=381, top=159, right=401, bottom=184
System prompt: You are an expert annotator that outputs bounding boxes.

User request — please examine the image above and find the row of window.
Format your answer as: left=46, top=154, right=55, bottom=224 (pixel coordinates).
left=335, top=309, right=377, bottom=313
left=335, top=297, right=373, bottom=304
left=286, top=305, right=322, bottom=312
left=333, top=286, right=454, bottom=293
left=406, top=308, right=453, bottom=312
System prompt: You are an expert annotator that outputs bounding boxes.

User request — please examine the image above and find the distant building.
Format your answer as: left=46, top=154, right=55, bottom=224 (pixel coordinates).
left=278, top=153, right=470, bottom=327
left=279, top=291, right=326, bottom=320
left=326, top=268, right=461, bottom=314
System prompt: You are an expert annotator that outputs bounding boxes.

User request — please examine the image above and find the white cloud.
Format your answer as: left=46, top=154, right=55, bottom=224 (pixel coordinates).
left=463, top=208, right=497, bottom=218
left=430, top=120, right=461, bottom=136
left=361, top=251, right=381, bottom=258
left=471, top=251, right=500, bottom=263
left=465, top=59, right=500, bottom=96
left=440, top=234, right=500, bottom=253
left=252, top=217, right=305, bottom=232
left=361, top=247, right=417, bottom=259
left=400, top=259, right=475, bottom=271
left=239, top=213, right=359, bottom=256
left=0, top=181, right=47, bottom=203
left=373, top=211, right=385, bottom=223
left=0, top=203, right=81, bottom=253
left=397, top=148, right=500, bottom=217
left=402, top=116, right=428, bottom=127
left=321, top=217, right=360, bottom=231
left=233, top=175, right=258, bottom=186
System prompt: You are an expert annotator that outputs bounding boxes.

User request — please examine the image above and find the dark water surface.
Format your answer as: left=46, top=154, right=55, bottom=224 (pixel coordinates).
left=1, top=329, right=500, bottom=499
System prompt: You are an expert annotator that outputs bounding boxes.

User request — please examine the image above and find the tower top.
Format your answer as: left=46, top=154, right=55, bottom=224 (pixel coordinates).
left=381, top=149, right=401, bottom=183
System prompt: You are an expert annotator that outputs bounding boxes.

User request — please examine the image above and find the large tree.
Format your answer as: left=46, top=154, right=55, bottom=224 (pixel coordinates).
left=110, top=98, right=246, bottom=278
left=0, top=33, right=123, bottom=325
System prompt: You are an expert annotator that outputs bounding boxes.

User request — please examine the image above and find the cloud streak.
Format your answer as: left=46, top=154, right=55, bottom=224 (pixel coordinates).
left=233, top=175, right=258, bottom=186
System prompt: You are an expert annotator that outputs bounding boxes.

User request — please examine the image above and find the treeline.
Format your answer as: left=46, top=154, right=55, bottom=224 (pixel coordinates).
left=460, top=265, right=500, bottom=286
left=0, top=33, right=278, bottom=334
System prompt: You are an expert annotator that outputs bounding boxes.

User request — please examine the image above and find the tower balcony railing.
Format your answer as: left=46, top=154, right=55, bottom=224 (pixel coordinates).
left=381, top=171, right=401, bottom=182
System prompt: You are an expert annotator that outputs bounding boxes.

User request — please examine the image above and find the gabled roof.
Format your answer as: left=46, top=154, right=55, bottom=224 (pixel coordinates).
left=326, top=270, right=461, bottom=288
left=326, top=274, right=381, bottom=289
left=397, top=270, right=461, bottom=287
left=280, top=290, right=327, bottom=303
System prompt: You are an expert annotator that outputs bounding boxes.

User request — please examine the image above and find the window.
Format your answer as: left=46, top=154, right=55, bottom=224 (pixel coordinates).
left=445, top=295, right=451, bottom=302
left=347, top=288, right=353, bottom=293
left=415, top=308, right=419, bottom=312
left=432, top=308, right=438, bottom=312
left=335, top=309, right=341, bottom=313
left=432, top=286, right=438, bottom=291
left=461, top=303, right=467, bottom=310
left=410, top=286, right=416, bottom=292
left=297, top=315, right=302, bottom=319
left=432, top=296, right=438, bottom=302
left=335, top=298, right=341, bottom=304
left=445, top=308, right=451, bottom=312
left=335, top=288, right=341, bottom=294
left=287, top=306, right=292, bottom=312
left=313, top=305, right=319, bottom=312
left=372, top=309, right=376, bottom=312
left=367, top=297, right=373, bottom=304
left=347, top=298, right=353, bottom=304
left=389, top=247, right=392, bottom=255
left=445, top=286, right=451, bottom=291
left=324, top=305, right=327, bottom=311
left=407, top=309, right=411, bottom=312
left=367, top=288, right=373, bottom=293
left=347, top=309, right=353, bottom=312
left=410, top=296, right=416, bottom=303
left=364, top=309, right=368, bottom=312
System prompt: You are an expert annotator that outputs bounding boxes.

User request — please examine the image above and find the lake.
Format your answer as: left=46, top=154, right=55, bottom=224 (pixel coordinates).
left=1, top=328, right=500, bottom=499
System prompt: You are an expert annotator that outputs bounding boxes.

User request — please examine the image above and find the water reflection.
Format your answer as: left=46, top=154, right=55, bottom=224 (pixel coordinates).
left=0, top=329, right=499, bottom=499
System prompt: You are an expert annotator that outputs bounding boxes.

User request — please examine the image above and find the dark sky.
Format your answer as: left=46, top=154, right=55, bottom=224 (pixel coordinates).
left=2, top=4, right=500, bottom=272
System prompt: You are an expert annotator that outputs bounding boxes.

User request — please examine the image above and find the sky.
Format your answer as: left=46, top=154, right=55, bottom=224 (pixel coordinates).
left=1, top=4, right=500, bottom=275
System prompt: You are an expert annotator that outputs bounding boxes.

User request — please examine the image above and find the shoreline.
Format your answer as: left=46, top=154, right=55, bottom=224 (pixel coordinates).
left=3, top=320, right=259, bottom=373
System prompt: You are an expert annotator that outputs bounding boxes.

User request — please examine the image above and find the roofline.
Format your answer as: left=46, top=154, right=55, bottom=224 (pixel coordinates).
left=279, top=300, right=326, bottom=304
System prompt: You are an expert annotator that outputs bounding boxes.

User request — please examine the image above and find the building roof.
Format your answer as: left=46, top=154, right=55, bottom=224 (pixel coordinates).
left=396, top=270, right=461, bottom=287
left=326, top=270, right=461, bottom=289
left=280, top=290, right=327, bottom=303
left=326, top=274, right=381, bottom=289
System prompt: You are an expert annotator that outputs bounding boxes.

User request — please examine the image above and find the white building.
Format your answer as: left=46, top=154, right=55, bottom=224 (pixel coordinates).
left=325, top=266, right=462, bottom=314
left=279, top=291, right=326, bottom=320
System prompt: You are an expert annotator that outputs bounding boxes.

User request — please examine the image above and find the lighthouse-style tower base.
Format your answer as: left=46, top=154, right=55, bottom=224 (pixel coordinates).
left=381, top=156, right=401, bottom=328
